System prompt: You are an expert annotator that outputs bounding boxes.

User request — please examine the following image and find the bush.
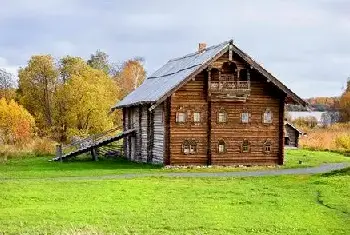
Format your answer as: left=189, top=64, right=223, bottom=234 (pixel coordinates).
left=31, top=137, right=56, bottom=156
left=335, top=134, right=350, bottom=150
left=0, top=98, right=35, bottom=145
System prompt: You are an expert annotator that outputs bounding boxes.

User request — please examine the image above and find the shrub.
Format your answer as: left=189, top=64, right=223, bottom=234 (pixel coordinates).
left=31, top=137, right=56, bottom=156
left=335, top=134, right=350, bottom=150
left=0, top=98, right=35, bottom=145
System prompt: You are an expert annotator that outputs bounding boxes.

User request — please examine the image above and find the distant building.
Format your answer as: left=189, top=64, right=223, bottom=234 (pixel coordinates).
left=284, top=122, right=304, bottom=147
left=288, top=111, right=340, bottom=127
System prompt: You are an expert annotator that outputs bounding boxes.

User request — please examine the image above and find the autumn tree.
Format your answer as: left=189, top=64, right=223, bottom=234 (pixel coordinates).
left=116, top=58, right=146, bottom=99
left=0, top=98, right=35, bottom=145
left=17, top=55, right=59, bottom=135
left=0, top=68, right=16, bottom=100
left=340, top=79, right=350, bottom=122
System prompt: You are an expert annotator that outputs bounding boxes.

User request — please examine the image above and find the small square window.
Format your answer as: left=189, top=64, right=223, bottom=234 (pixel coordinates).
left=241, top=112, right=249, bottom=123
left=218, top=112, right=227, bottom=123
left=176, top=112, right=186, bottom=123
left=193, top=112, right=201, bottom=122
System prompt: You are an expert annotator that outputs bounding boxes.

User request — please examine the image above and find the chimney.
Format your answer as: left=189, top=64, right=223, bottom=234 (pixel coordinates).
left=198, top=42, right=207, bottom=52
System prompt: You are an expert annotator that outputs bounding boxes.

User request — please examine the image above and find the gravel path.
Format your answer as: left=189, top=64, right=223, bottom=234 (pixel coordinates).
left=15, top=162, right=348, bottom=181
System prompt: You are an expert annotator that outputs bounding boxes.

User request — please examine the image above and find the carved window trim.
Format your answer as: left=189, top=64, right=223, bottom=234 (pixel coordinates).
left=182, top=139, right=197, bottom=155
left=218, top=140, right=227, bottom=154
left=263, top=108, right=273, bottom=124
left=193, top=112, right=201, bottom=123
left=241, top=139, right=250, bottom=153
left=264, top=140, right=272, bottom=154
left=217, top=108, right=228, bottom=123
left=175, top=107, right=187, bottom=124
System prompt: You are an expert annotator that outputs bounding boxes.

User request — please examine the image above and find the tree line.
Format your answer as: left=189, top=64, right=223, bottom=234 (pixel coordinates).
left=0, top=51, right=146, bottom=144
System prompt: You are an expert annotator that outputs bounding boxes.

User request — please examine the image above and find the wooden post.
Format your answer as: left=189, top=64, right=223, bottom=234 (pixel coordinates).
left=56, top=144, right=63, bottom=162
left=91, top=148, right=98, bottom=161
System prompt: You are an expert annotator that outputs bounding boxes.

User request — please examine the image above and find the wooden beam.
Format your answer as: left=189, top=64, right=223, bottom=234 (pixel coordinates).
left=163, top=97, right=171, bottom=165
left=278, top=97, right=286, bottom=165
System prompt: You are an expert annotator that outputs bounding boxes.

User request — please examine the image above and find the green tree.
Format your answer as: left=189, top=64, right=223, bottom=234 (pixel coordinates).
left=87, top=50, right=110, bottom=74
left=18, top=55, right=58, bottom=135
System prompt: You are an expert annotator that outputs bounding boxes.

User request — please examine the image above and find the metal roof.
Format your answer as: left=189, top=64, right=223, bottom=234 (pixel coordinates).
left=113, top=40, right=307, bottom=109
left=113, top=41, right=229, bottom=108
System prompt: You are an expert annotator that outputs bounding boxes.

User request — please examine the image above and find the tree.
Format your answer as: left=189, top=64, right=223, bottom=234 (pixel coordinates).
left=0, top=68, right=16, bottom=100
left=17, top=55, right=59, bottom=135
left=87, top=50, right=110, bottom=74
left=116, top=58, right=146, bottom=98
left=0, top=98, right=35, bottom=145
left=59, top=65, right=119, bottom=139
left=340, top=79, right=350, bottom=122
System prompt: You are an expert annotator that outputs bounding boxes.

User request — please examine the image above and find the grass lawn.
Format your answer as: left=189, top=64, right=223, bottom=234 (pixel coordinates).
left=0, top=150, right=349, bottom=234
left=0, top=169, right=349, bottom=234
left=0, top=149, right=349, bottom=179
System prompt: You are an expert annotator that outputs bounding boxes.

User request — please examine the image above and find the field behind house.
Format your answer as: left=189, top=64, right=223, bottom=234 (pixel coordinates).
left=0, top=150, right=349, bottom=234
left=300, top=122, right=350, bottom=154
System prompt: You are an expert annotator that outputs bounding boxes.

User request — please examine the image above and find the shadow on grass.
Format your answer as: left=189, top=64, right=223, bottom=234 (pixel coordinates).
left=321, top=167, right=350, bottom=177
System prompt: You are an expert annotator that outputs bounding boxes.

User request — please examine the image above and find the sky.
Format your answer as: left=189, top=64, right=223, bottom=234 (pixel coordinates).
left=0, top=0, right=349, bottom=98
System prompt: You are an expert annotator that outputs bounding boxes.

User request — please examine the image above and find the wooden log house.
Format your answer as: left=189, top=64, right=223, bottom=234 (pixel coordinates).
left=112, top=40, right=307, bottom=165
left=284, top=122, right=304, bottom=148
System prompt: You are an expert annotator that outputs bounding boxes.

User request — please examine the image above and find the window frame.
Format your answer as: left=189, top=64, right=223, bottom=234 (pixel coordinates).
left=217, top=109, right=228, bottom=123
left=241, top=112, right=250, bottom=124
left=263, top=108, right=273, bottom=124
left=241, top=139, right=250, bottom=153
left=264, top=140, right=272, bottom=154
left=193, top=112, right=201, bottom=123
left=218, top=140, right=226, bottom=154
left=176, top=107, right=187, bottom=123
left=182, top=140, right=197, bottom=155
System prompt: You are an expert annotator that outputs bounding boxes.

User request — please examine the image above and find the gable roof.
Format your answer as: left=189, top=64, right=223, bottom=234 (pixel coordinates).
left=285, top=122, right=305, bottom=134
left=112, top=40, right=307, bottom=109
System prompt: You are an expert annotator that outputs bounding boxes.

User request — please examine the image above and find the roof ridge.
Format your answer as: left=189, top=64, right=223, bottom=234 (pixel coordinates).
left=168, top=41, right=229, bottom=62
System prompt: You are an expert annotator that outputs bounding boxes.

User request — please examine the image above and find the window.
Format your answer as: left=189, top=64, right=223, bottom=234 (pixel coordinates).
left=264, top=140, right=271, bottom=153
left=218, top=110, right=227, bottom=123
left=176, top=112, right=186, bottom=123
left=263, top=109, right=273, bottom=124
left=182, top=140, right=197, bottom=155
left=193, top=112, right=201, bottom=123
left=218, top=140, right=226, bottom=153
left=241, top=112, right=250, bottom=123
left=242, top=140, right=250, bottom=153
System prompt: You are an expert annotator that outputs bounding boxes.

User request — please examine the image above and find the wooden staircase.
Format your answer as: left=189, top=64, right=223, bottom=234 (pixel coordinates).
left=52, top=128, right=135, bottom=161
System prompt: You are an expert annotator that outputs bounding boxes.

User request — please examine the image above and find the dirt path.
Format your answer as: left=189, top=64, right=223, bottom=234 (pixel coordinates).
left=8, top=162, right=347, bottom=181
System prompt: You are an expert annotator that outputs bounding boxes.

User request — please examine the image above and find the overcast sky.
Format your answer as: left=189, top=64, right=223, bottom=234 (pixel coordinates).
left=0, top=0, right=349, bottom=98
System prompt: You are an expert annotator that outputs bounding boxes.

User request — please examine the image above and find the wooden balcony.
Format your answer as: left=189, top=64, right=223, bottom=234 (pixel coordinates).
left=210, top=81, right=250, bottom=92
left=209, top=81, right=251, bottom=101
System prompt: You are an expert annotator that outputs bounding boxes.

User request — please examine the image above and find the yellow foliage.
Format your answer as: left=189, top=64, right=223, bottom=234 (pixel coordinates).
left=0, top=98, right=35, bottom=145
left=300, top=122, right=350, bottom=153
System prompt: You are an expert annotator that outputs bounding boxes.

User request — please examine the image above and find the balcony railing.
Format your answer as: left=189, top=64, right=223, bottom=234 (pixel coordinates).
left=210, top=81, right=250, bottom=92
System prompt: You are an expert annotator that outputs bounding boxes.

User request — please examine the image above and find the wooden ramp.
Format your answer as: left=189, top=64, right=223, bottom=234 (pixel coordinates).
left=52, top=128, right=135, bottom=161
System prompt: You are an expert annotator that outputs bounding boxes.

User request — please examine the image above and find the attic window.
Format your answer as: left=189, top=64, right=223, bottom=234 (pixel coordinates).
left=263, top=109, right=273, bottom=124
left=264, top=140, right=271, bottom=153
left=242, top=140, right=250, bottom=153
left=182, top=140, right=197, bottom=155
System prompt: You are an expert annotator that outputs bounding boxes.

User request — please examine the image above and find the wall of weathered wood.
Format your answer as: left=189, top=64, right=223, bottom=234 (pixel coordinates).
left=285, top=125, right=299, bottom=147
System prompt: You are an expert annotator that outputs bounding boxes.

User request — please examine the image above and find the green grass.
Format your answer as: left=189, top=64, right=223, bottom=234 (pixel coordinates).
left=0, top=149, right=349, bottom=179
left=0, top=172, right=349, bottom=234
left=0, top=150, right=349, bottom=234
